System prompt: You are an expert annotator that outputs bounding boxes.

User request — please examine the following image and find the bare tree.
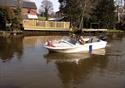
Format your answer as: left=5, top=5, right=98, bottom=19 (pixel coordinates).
left=40, top=0, right=53, bottom=20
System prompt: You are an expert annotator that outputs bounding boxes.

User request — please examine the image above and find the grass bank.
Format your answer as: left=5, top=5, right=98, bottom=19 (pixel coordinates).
left=107, top=29, right=124, bottom=33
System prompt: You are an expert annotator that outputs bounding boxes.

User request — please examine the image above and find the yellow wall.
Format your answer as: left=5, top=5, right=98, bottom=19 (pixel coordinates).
left=23, top=20, right=71, bottom=31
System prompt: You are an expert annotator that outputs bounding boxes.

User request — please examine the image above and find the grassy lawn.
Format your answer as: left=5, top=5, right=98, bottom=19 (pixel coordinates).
left=107, top=29, right=124, bottom=33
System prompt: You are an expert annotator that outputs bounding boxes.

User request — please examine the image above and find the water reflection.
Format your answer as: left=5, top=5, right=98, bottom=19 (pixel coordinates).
left=44, top=48, right=106, bottom=63
left=108, top=33, right=124, bottom=42
left=44, top=53, right=91, bottom=64
left=44, top=53, right=108, bottom=88
left=44, top=49, right=108, bottom=88
left=0, top=85, right=20, bottom=88
left=0, top=33, right=125, bottom=88
left=0, top=36, right=23, bottom=62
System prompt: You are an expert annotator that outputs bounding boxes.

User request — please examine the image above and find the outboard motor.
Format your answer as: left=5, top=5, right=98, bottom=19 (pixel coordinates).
left=98, top=34, right=107, bottom=41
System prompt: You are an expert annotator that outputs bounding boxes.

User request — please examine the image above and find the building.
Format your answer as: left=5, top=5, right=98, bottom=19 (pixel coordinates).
left=0, top=0, right=37, bottom=19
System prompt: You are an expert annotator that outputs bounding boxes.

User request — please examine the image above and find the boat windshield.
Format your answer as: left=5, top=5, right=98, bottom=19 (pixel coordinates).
left=68, top=39, right=77, bottom=45
left=58, top=38, right=77, bottom=45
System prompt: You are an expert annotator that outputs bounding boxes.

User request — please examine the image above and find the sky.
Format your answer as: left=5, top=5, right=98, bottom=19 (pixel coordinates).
left=114, top=0, right=124, bottom=6
left=35, top=0, right=60, bottom=12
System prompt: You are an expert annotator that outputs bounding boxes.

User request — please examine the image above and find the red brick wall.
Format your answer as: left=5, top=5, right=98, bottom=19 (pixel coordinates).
left=22, top=8, right=37, bottom=15
left=10, top=6, right=37, bottom=16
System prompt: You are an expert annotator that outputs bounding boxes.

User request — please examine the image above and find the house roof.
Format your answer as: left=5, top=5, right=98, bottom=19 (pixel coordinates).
left=48, top=17, right=65, bottom=21
left=0, top=0, right=37, bottom=9
left=22, top=1, right=37, bottom=9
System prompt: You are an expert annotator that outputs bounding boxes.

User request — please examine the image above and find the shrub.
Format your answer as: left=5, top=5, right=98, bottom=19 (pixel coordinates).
left=0, top=6, right=23, bottom=31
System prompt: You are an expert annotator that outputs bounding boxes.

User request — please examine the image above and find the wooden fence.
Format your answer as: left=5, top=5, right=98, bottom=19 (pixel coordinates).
left=23, top=20, right=71, bottom=31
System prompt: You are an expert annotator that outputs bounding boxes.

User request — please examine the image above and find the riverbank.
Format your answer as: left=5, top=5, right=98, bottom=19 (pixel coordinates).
left=107, top=29, right=124, bottom=33
left=0, top=29, right=124, bottom=37
left=82, top=29, right=124, bottom=33
left=0, top=31, right=23, bottom=37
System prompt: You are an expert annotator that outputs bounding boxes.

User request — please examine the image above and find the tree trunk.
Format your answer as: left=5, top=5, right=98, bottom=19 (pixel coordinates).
left=45, top=8, right=48, bottom=20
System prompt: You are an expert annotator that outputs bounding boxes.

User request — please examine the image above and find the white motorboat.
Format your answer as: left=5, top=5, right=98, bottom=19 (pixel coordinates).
left=44, top=37, right=107, bottom=53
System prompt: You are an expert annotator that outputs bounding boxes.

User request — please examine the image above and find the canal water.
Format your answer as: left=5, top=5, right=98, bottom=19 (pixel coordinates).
left=0, top=33, right=125, bottom=88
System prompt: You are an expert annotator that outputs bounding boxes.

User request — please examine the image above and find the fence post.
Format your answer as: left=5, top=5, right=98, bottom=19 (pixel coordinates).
left=64, top=22, right=66, bottom=28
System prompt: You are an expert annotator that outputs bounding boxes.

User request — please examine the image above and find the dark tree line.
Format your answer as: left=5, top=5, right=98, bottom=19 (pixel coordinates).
left=0, top=6, right=23, bottom=31
left=58, top=0, right=116, bottom=29
left=93, top=0, right=115, bottom=29
left=0, top=6, right=14, bottom=30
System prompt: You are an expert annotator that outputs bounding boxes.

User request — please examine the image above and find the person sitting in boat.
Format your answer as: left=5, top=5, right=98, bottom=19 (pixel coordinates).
left=47, top=41, right=55, bottom=47
left=78, top=36, right=84, bottom=44
left=70, top=34, right=77, bottom=44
